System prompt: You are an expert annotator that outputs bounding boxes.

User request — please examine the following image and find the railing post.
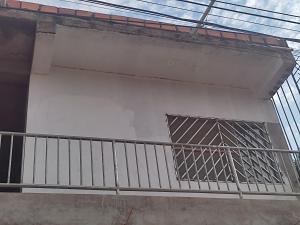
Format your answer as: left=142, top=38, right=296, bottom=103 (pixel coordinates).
left=227, top=147, right=243, bottom=199
left=112, top=140, right=120, bottom=194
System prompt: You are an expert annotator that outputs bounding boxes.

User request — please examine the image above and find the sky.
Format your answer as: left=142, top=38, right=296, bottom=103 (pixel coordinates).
left=22, top=0, right=300, bottom=149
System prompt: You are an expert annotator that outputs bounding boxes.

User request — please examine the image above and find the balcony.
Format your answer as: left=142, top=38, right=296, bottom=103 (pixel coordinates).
left=0, top=131, right=299, bottom=199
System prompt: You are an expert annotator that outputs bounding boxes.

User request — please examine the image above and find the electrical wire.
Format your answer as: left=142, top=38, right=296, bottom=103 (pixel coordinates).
left=47, top=0, right=300, bottom=43
left=132, top=0, right=300, bottom=33
left=77, top=0, right=199, bottom=23
left=74, top=0, right=300, bottom=43
left=53, top=0, right=300, bottom=34
left=215, top=0, right=300, bottom=19
left=173, top=0, right=300, bottom=25
left=55, top=0, right=191, bottom=25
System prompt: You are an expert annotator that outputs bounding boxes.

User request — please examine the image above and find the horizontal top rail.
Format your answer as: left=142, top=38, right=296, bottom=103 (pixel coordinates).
left=0, top=131, right=298, bottom=153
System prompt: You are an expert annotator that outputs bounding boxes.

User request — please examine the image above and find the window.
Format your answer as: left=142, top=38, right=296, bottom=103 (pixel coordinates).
left=166, top=115, right=281, bottom=184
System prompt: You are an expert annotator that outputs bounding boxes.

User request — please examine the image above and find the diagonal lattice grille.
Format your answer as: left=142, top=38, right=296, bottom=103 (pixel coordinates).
left=166, top=115, right=282, bottom=184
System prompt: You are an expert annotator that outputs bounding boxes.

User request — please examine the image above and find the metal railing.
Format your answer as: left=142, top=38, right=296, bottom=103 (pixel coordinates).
left=0, top=131, right=299, bottom=198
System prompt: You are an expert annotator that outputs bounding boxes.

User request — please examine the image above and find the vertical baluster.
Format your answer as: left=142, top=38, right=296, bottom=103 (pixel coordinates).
left=101, top=141, right=105, bottom=187
left=79, top=139, right=83, bottom=186
left=7, top=135, right=14, bottom=183
left=201, top=147, right=211, bottom=190
left=163, top=144, right=172, bottom=189
left=209, top=147, right=220, bottom=190
left=154, top=145, right=161, bottom=188
left=57, top=138, right=60, bottom=185
left=271, top=151, right=286, bottom=192
left=284, top=151, right=300, bottom=190
left=262, top=150, right=277, bottom=192
left=253, top=149, right=269, bottom=192
left=246, top=148, right=260, bottom=191
left=124, top=142, right=130, bottom=187
left=33, top=136, right=37, bottom=184
left=45, top=137, right=48, bottom=184
left=227, top=148, right=242, bottom=199
left=279, top=152, right=294, bottom=192
left=90, top=140, right=94, bottom=186
left=112, top=141, right=119, bottom=194
left=20, top=135, right=26, bottom=184
left=68, top=139, right=71, bottom=185
left=218, top=147, right=230, bottom=191
left=134, top=143, right=141, bottom=188
left=172, top=144, right=182, bottom=189
left=181, top=145, right=191, bottom=189
left=144, top=144, right=151, bottom=188
left=238, top=148, right=251, bottom=192
left=191, top=146, right=201, bottom=190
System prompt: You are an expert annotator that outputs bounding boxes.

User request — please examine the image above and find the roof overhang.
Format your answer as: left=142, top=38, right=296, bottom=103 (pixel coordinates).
left=0, top=2, right=296, bottom=98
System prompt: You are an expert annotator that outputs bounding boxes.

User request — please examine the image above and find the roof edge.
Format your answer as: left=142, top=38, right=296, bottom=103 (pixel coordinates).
left=0, top=0, right=291, bottom=49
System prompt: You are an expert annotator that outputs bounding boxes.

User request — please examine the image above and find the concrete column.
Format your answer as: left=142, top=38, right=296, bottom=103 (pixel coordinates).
left=31, top=20, right=56, bottom=75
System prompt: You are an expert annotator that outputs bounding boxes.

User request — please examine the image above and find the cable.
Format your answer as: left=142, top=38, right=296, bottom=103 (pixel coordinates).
left=208, top=15, right=300, bottom=33
left=215, top=0, right=300, bottom=19
left=172, top=0, right=300, bottom=25
left=133, top=0, right=205, bottom=14
left=68, top=0, right=300, bottom=43
left=132, top=0, right=300, bottom=33
left=55, top=0, right=300, bottom=34
left=203, top=21, right=300, bottom=43
left=57, top=0, right=191, bottom=25
left=77, top=0, right=199, bottom=23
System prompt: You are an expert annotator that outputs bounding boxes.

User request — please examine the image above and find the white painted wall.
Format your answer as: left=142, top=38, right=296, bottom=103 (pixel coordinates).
left=23, top=66, right=289, bottom=197
left=26, top=66, right=277, bottom=140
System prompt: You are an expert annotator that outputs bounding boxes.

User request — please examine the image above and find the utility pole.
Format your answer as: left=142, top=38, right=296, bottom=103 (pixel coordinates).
left=193, top=0, right=216, bottom=33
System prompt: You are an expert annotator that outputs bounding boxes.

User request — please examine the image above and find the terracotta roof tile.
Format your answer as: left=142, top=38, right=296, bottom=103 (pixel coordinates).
left=265, top=37, right=281, bottom=46
left=177, top=26, right=191, bottom=33
left=236, top=33, right=250, bottom=42
left=6, top=0, right=21, bottom=8
left=21, top=1, right=39, bottom=11
left=128, top=18, right=145, bottom=27
left=145, top=22, right=161, bottom=29
left=111, top=15, right=128, bottom=24
left=94, top=12, right=110, bottom=20
left=251, top=35, right=266, bottom=44
left=207, top=29, right=221, bottom=38
left=161, top=24, right=177, bottom=31
left=196, top=28, right=207, bottom=36
left=222, top=32, right=236, bottom=40
left=76, top=10, right=93, bottom=17
left=58, top=8, right=76, bottom=16
left=40, top=5, right=58, bottom=14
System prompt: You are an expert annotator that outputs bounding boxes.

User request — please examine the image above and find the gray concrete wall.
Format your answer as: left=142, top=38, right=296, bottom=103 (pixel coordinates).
left=0, top=192, right=300, bottom=225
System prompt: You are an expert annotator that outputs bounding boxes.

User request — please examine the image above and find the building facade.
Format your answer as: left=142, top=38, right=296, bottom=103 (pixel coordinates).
left=0, top=1, right=300, bottom=224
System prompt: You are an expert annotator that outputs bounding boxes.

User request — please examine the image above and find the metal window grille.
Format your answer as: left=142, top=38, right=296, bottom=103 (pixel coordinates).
left=166, top=115, right=282, bottom=184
